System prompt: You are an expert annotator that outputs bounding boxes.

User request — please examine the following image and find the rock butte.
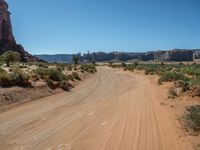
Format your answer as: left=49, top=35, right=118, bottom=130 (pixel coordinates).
left=0, top=0, right=40, bottom=61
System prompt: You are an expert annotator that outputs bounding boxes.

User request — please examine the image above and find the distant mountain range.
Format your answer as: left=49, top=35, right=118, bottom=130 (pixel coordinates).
left=34, top=49, right=200, bottom=63
left=34, top=54, right=74, bottom=63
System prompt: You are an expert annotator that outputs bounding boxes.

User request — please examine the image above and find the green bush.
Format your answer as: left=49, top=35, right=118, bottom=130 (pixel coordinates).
left=48, top=68, right=66, bottom=81
left=34, top=67, right=67, bottom=82
left=183, top=105, right=200, bottom=133
left=0, top=68, right=30, bottom=87
left=2, top=51, right=21, bottom=67
left=34, top=67, right=49, bottom=79
left=0, top=73, right=12, bottom=87
left=158, top=71, right=190, bottom=84
left=10, top=69, right=31, bottom=87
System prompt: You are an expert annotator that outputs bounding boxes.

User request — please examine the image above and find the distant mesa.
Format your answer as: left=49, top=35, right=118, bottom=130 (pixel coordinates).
left=81, top=49, right=197, bottom=62
left=34, top=54, right=74, bottom=63
left=35, top=49, right=199, bottom=63
left=0, top=0, right=41, bottom=62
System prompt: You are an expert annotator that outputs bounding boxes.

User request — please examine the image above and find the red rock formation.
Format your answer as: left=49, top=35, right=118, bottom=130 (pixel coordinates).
left=0, top=0, right=15, bottom=43
left=0, top=0, right=42, bottom=61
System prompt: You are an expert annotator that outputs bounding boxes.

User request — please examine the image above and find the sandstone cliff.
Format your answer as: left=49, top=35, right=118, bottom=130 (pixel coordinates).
left=0, top=0, right=41, bottom=61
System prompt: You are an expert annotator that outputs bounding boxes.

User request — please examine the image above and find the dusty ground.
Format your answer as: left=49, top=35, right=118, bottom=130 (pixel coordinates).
left=0, top=66, right=197, bottom=150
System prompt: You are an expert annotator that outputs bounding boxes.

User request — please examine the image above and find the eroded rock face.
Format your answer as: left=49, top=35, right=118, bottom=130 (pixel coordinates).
left=0, top=0, right=41, bottom=61
left=161, top=49, right=193, bottom=61
left=0, top=0, right=15, bottom=43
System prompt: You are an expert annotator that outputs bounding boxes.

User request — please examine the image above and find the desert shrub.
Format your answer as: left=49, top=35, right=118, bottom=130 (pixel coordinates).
left=175, top=80, right=191, bottom=92
left=46, top=79, right=59, bottom=89
left=59, top=81, right=70, bottom=91
left=136, top=65, right=145, bottom=70
left=194, top=86, right=200, bottom=97
left=88, top=65, right=97, bottom=73
left=0, top=67, right=31, bottom=87
left=19, top=65, right=27, bottom=69
left=111, top=64, right=121, bottom=69
left=168, top=88, right=177, bottom=99
left=48, top=68, right=66, bottom=81
left=37, top=63, right=49, bottom=68
left=144, top=65, right=159, bottom=75
left=34, top=67, right=49, bottom=79
left=0, top=55, right=4, bottom=62
left=2, top=51, right=21, bottom=67
left=121, top=62, right=126, bottom=68
left=72, top=72, right=81, bottom=80
left=10, top=69, right=31, bottom=87
left=134, top=61, right=139, bottom=66
left=66, top=74, right=75, bottom=81
left=34, top=67, right=67, bottom=81
left=80, top=64, right=97, bottom=73
left=108, top=62, right=113, bottom=66
left=31, top=74, right=40, bottom=82
left=0, top=68, right=6, bottom=74
left=158, top=71, right=190, bottom=84
left=67, top=65, right=72, bottom=71
left=183, top=105, right=200, bottom=133
left=0, top=72, right=12, bottom=87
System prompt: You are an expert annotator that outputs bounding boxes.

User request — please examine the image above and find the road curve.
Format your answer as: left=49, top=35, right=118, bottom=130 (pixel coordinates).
left=0, top=66, right=193, bottom=150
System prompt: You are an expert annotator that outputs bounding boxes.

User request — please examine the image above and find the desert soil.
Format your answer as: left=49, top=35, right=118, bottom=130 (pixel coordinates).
left=0, top=66, right=195, bottom=150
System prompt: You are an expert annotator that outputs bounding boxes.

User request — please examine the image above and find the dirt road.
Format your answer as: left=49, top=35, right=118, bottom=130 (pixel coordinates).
left=0, top=67, right=193, bottom=150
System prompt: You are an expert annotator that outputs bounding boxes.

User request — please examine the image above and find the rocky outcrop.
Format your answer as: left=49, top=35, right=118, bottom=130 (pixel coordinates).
left=161, top=49, right=193, bottom=61
left=0, top=0, right=41, bottom=62
left=140, top=53, right=154, bottom=61
left=193, top=49, right=200, bottom=59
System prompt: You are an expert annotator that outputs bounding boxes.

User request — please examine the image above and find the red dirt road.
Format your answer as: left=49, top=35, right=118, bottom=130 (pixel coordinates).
left=0, top=67, right=193, bottom=150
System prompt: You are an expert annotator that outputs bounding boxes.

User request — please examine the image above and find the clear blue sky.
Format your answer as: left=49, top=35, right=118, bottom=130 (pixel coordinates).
left=6, top=0, right=200, bottom=54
